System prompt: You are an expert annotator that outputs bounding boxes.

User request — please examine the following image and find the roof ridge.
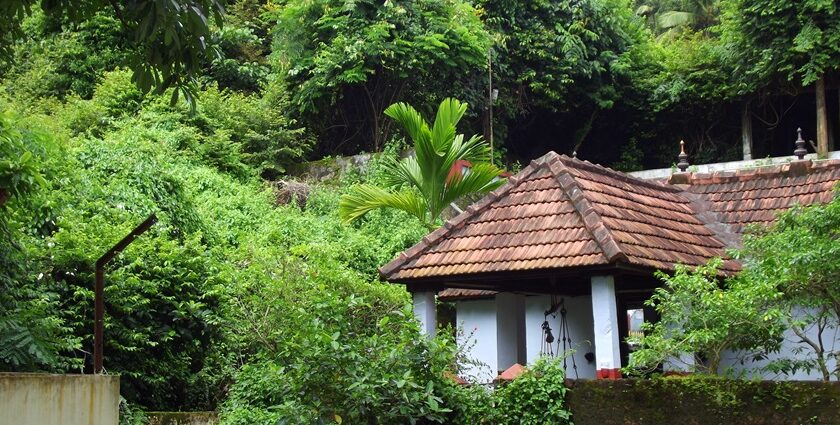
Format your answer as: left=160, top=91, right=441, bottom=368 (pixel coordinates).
left=558, top=155, right=684, bottom=193
left=378, top=158, right=545, bottom=280
left=675, top=158, right=840, bottom=185
left=545, top=155, right=628, bottom=264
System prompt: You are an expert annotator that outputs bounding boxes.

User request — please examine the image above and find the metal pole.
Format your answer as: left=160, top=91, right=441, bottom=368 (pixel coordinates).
left=93, top=214, right=157, bottom=374
left=94, top=267, right=104, bottom=373
left=488, top=48, right=494, bottom=165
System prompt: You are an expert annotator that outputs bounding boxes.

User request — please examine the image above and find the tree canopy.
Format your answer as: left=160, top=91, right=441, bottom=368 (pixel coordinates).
left=1, top=0, right=224, bottom=103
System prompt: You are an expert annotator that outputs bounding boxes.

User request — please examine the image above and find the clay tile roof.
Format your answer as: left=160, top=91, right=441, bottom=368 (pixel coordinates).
left=380, top=151, right=743, bottom=283
left=684, top=159, right=840, bottom=234
left=438, top=288, right=497, bottom=300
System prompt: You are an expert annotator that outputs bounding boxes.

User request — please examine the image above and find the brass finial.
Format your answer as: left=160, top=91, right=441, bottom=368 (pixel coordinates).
left=793, top=127, right=807, bottom=160
left=677, top=140, right=689, bottom=172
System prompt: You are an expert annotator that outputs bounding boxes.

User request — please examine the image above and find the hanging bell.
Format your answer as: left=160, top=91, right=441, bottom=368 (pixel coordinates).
left=542, top=320, right=555, bottom=344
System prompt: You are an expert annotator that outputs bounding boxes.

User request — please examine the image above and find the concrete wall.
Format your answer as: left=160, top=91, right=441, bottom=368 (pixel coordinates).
left=720, top=306, right=840, bottom=380
left=147, top=412, right=218, bottom=425
left=457, top=298, right=498, bottom=382
left=495, top=293, right=526, bottom=372
left=457, top=294, right=597, bottom=383
left=628, top=150, right=840, bottom=180
left=0, top=373, right=120, bottom=425
left=525, top=295, right=596, bottom=379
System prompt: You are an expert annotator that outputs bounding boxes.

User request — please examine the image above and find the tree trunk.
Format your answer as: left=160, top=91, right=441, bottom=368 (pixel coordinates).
left=741, top=101, right=753, bottom=160
left=816, top=75, right=829, bottom=157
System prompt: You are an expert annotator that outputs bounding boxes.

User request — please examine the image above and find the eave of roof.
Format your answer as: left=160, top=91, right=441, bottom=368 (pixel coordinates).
left=380, top=151, right=748, bottom=283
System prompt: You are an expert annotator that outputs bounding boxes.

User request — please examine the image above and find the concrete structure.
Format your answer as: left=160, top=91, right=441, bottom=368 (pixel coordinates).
left=628, top=150, right=840, bottom=180
left=381, top=149, right=840, bottom=383
left=0, top=373, right=120, bottom=425
left=147, top=412, right=219, bottom=425
left=412, top=291, right=437, bottom=337
left=590, top=275, right=621, bottom=379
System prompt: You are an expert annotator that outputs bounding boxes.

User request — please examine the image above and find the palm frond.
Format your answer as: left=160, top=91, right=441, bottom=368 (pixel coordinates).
left=430, top=98, right=468, bottom=155
left=339, top=184, right=428, bottom=225
left=383, top=155, right=424, bottom=192
left=384, top=102, right=437, bottom=171
left=344, top=98, right=505, bottom=228
left=447, top=134, right=492, bottom=166
left=438, top=163, right=505, bottom=215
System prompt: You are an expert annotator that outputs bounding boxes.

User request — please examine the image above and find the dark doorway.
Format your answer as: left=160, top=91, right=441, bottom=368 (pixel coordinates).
left=616, top=292, right=658, bottom=369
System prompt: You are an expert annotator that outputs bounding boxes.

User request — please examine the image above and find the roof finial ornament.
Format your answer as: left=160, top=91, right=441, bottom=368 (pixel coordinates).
left=793, top=127, right=807, bottom=160
left=572, top=150, right=577, bottom=159
left=677, top=140, right=689, bottom=172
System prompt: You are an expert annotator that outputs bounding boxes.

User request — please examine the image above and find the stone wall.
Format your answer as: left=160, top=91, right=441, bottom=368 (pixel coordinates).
left=566, top=378, right=840, bottom=425
left=146, top=412, right=218, bottom=425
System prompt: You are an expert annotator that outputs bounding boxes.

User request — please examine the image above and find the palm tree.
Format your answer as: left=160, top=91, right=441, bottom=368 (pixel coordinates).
left=339, top=98, right=505, bottom=229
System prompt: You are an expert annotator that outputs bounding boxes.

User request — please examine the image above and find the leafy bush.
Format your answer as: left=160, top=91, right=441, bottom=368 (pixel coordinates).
left=220, top=290, right=456, bottom=425
left=626, top=259, right=783, bottom=375
left=0, top=105, right=79, bottom=371
left=492, top=357, right=573, bottom=425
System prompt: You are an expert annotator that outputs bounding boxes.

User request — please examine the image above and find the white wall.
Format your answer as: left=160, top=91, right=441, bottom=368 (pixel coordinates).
left=720, top=307, right=839, bottom=380
left=496, top=293, right=526, bottom=372
left=456, top=299, right=498, bottom=383
left=628, top=151, right=840, bottom=180
left=457, top=298, right=839, bottom=382
left=456, top=294, right=597, bottom=383
left=525, top=295, right=596, bottom=379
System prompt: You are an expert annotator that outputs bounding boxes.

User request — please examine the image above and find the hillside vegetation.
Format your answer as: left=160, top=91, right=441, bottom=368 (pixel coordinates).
left=1, top=0, right=839, bottom=423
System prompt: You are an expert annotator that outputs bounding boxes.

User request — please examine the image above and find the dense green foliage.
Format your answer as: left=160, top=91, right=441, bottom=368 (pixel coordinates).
left=4, top=0, right=837, bottom=168
left=1, top=0, right=224, bottom=103
left=0, top=70, right=428, bottom=409
left=273, top=0, right=491, bottom=155
left=721, top=0, right=840, bottom=89
left=626, top=260, right=783, bottom=375
left=628, top=193, right=840, bottom=380
left=2, top=0, right=840, bottom=420
left=737, top=191, right=840, bottom=380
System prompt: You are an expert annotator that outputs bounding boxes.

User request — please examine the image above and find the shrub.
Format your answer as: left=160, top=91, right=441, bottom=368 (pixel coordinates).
left=492, top=357, right=574, bottom=425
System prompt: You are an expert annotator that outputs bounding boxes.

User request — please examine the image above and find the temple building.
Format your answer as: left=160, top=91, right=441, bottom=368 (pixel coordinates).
left=380, top=140, right=840, bottom=382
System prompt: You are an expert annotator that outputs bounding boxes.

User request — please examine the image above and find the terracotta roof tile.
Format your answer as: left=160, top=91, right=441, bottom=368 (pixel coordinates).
left=382, top=156, right=839, bottom=283
left=382, top=152, right=749, bottom=281
left=686, top=159, right=840, bottom=230
left=438, top=288, right=497, bottom=300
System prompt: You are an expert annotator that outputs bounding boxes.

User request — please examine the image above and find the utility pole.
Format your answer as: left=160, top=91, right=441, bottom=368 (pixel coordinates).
left=94, top=214, right=157, bottom=374
left=488, top=48, right=495, bottom=165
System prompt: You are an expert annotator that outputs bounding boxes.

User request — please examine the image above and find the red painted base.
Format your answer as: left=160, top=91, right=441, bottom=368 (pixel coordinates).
left=596, top=368, right=622, bottom=380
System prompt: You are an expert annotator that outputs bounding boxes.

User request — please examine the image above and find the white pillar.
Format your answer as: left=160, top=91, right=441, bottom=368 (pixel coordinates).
left=496, top=292, right=526, bottom=373
left=412, top=291, right=436, bottom=337
left=591, top=275, right=622, bottom=379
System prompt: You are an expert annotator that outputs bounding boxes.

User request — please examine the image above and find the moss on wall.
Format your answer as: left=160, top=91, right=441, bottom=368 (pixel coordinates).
left=565, top=378, right=840, bottom=425
left=146, top=412, right=218, bottom=425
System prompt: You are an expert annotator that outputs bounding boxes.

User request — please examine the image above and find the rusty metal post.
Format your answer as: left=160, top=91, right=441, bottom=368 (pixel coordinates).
left=93, top=214, right=157, bottom=374
left=94, top=267, right=105, bottom=374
